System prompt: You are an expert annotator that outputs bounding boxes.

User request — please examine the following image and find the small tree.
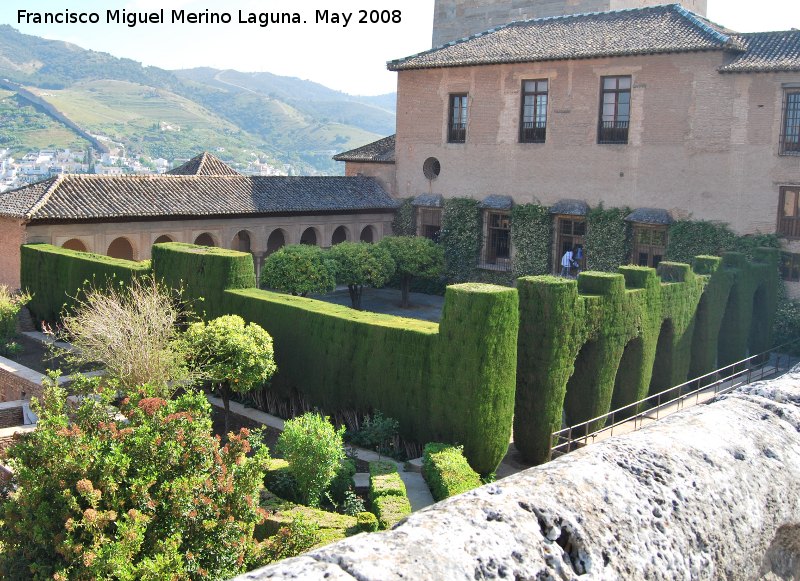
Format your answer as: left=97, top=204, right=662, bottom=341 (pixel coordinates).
left=59, top=276, right=190, bottom=396
left=277, top=413, right=345, bottom=507
left=185, top=315, right=277, bottom=434
left=0, top=379, right=271, bottom=580
left=328, top=242, right=395, bottom=310
left=0, top=285, right=30, bottom=355
left=259, top=245, right=337, bottom=297
left=379, top=236, right=444, bottom=308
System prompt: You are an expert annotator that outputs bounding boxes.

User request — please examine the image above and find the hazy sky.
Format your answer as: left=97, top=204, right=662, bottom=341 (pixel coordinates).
left=3, top=1, right=799, bottom=96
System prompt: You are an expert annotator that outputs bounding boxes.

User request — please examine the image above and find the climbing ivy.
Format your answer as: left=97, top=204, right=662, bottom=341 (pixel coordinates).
left=666, top=220, right=779, bottom=264
left=439, top=198, right=481, bottom=283
left=585, top=205, right=631, bottom=272
left=511, top=204, right=552, bottom=277
left=391, top=198, right=416, bottom=237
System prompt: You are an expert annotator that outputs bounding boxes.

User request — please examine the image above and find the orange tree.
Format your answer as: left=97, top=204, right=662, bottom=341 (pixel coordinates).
left=0, top=378, right=271, bottom=580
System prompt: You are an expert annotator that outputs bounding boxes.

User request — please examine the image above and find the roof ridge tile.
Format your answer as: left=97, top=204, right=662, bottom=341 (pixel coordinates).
left=26, top=175, right=64, bottom=220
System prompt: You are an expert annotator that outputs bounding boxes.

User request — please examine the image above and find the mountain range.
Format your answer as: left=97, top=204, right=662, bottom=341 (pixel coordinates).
left=0, top=25, right=396, bottom=174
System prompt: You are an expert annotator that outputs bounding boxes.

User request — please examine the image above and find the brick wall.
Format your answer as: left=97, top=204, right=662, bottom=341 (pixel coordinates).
left=0, top=217, right=25, bottom=289
left=0, top=357, right=43, bottom=402
left=0, top=406, right=23, bottom=429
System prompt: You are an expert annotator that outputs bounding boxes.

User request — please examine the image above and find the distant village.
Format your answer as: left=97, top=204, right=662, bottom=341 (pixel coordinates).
left=0, top=146, right=290, bottom=192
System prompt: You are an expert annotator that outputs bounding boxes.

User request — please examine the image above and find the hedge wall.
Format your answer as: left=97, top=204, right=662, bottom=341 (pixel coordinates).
left=421, top=443, right=482, bottom=502
left=20, top=244, right=151, bottom=323
left=514, top=248, right=778, bottom=465
left=223, top=282, right=518, bottom=475
left=151, top=242, right=255, bottom=320
left=439, top=198, right=481, bottom=283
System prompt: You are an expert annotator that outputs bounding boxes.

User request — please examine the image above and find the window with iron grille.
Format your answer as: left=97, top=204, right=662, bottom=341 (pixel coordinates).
left=781, top=90, right=800, bottom=155
left=631, top=225, right=667, bottom=268
left=479, top=211, right=512, bottom=271
left=520, top=79, right=548, bottom=143
left=417, top=207, right=442, bottom=242
left=598, top=76, right=631, bottom=144
left=448, top=93, right=468, bottom=143
left=778, top=187, right=800, bottom=239
left=780, top=252, right=800, bottom=282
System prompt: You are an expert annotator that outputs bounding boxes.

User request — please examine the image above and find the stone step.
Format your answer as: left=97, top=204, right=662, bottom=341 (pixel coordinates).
left=405, top=457, right=423, bottom=473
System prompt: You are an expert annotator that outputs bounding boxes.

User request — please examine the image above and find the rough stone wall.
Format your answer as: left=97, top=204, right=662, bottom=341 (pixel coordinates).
left=432, top=0, right=708, bottom=46
left=0, top=406, right=23, bottom=429
left=234, top=371, right=800, bottom=580
left=0, top=217, right=26, bottom=289
left=393, top=52, right=800, bottom=236
left=344, top=162, right=398, bottom=198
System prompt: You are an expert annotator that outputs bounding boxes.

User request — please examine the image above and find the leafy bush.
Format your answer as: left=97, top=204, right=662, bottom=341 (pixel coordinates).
left=357, top=511, right=379, bottom=532
left=391, top=198, right=416, bottom=236
left=439, top=198, right=481, bottom=283
left=0, top=285, right=30, bottom=355
left=259, top=245, right=337, bottom=297
left=59, top=276, right=190, bottom=396
left=368, top=461, right=407, bottom=504
left=277, top=413, right=346, bottom=507
left=378, top=236, right=444, bottom=307
left=327, top=458, right=356, bottom=506
left=422, top=443, right=482, bottom=502
left=340, top=490, right=366, bottom=516
left=0, top=379, right=270, bottom=580
left=185, top=314, right=277, bottom=433
left=666, top=220, right=737, bottom=263
left=372, top=495, right=411, bottom=530
left=511, top=204, right=552, bottom=277
left=328, top=242, right=396, bottom=310
left=349, top=411, right=400, bottom=457
left=260, top=516, right=320, bottom=563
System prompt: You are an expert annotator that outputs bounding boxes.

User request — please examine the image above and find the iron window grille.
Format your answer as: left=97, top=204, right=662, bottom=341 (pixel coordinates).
left=778, top=187, right=800, bottom=239
left=418, top=207, right=442, bottom=242
left=520, top=79, right=548, bottom=143
left=479, top=211, right=512, bottom=271
left=598, top=76, right=632, bottom=144
left=781, top=91, right=800, bottom=155
left=448, top=94, right=468, bottom=143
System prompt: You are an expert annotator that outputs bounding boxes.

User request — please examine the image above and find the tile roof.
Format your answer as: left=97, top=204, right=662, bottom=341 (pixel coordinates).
left=388, top=4, right=741, bottom=71
left=411, top=194, right=444, bottom=208
left=625, top=207, right=674, bottom=225
left=479, top=195, right=514, bottom=210
left=550, top=199, right=590, bottom=216
left=720, top=31, right=800, bottom=73
left=0, top=174, right=398, bottom=222
left=167, top=152, right=242, bottom=175
left=333, top=135, right=396, bottom=163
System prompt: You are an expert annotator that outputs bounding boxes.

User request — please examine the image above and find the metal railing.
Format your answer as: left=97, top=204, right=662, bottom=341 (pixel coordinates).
left=551, top=342, right=799, bottom=457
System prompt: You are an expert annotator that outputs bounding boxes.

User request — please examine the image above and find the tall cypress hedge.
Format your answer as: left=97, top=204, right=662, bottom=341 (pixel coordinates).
left=224, top=283, right=517, bottom=475
left=151, top=243, right=255, bottom=320
left=20, top=244, right=151, bottom=323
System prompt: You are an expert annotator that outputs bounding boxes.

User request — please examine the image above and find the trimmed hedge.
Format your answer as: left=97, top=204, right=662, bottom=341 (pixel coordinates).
left=151, top=242, right=255, bottom=319
left=368, top=461, right=407, bottom=504
left=511, top=204, right=551, bottom=277
left=20, top=243, right=151, bottom=323
left=372, top=495, right=412, bottom=530
left=260, top=504, right=359, bottom=547
left=357, top=511, right=379, bottom=532
left=224, top=281, right=518, bottom=475
left=422, top=443, right=482, bottom=501
left=585, top=206, right=631, bottom=272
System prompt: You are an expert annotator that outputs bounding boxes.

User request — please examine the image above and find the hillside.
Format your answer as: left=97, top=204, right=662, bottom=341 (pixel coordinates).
left=0, top=25, right=396, bottom=174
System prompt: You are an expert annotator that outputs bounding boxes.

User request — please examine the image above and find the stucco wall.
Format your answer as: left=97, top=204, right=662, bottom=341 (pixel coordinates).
left=0, top=217, right=26, bottom=289
left=432, top=0, right=708, bottom=46
left=344, top=162, right=398, bottom=197
left=393, top=51, right=800, bottom=236
left=234, top=371, right=800, bottom=580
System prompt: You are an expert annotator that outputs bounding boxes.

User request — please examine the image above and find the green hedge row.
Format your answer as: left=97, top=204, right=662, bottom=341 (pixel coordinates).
left=372, top=495, right=411, bottom=530
left=151, top=242, right=255, bottom=320
left=368, top=461, right=411, bottom=530
left=421, top=443, right=482, bottom=502
left=515, top=248, right=780, bottom=465
left=223, top=280, right=518, bottom=475
left=20, top=244, right=151, bottom=323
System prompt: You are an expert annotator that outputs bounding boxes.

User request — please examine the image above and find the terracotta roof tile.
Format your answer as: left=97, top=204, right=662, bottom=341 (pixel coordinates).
left=388, top=4, right=739, bottom=71
left=720, top=31, right=800, bottom=73
left=167, top=152, right=242, bottom=175
left=333, top=135, right=396, bottom=163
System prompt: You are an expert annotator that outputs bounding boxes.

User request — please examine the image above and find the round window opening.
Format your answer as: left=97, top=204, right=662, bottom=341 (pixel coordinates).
left=423, top=157, right=441, bottom=180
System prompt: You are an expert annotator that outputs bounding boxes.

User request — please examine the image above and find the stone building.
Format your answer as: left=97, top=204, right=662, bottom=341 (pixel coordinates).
left=336, top=3, right=800, bottom=281
left=0, top=153, right=397, bottom=289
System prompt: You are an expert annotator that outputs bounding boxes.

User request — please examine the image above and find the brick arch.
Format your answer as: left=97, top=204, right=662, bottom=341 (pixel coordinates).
left=300, top=227, right=320, bottom=246
left=107, top=237, right=135, bottom=260
left=359, top=225, right=377, bottom=243
left=232, top=230, right=253, bottom=253
left=194, top=232, right=217, bottom=247
left=62, top=238, right=88, bottom=252
left=331, top=225, right=350, bottom=246
left=267, top=228, right=288, bottom=255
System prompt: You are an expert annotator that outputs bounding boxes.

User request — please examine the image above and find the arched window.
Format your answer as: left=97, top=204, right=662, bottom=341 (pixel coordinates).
left=234, top=230, right=252, bottom=253
left=267, top=229, right=287, bottom=255
left=194, top=233, right=216, bottom=247
left=62, top=238, right=87, bottom=252
left=359, top=226, right=376, bottom=243
left=107, top=237, right=134, bottom=260
left=154, top=235, right=173, bottom=244
left=331, top=226, right=349, bottom=245
left=300, top=228, right=318, bottom=246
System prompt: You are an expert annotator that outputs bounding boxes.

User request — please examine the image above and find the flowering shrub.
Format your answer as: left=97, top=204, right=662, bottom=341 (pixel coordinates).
left=0, top=378, right=271, bottom=580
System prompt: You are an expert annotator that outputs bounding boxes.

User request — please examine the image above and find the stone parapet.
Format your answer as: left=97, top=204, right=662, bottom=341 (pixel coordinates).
left=234, top=370, right=800, bottom=580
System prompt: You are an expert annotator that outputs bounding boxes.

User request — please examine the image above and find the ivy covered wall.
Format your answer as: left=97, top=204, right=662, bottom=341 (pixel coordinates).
left=585, top=206, right=631, bottom=272
left=511, top=204, right=552, bottom=277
